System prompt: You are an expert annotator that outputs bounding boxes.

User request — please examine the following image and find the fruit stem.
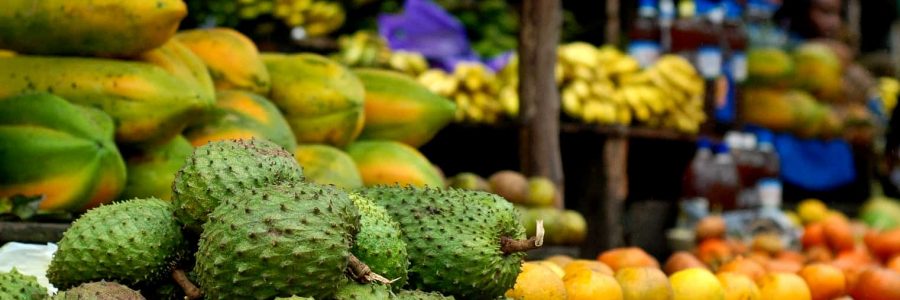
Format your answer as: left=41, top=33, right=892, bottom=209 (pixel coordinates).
left=347, top=254, right=393, bottom=284
left=172, top=269, right=202, bottom=300
left=501, top=220, right=545, bottom=255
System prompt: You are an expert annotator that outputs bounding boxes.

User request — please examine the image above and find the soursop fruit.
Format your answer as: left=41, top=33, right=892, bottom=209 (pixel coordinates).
left=52, top=281, right=144, bottom=300
left=47, top=198, right=185, bottom=289
left=395, top=290, right=455, bottom=300
left=0, top=268, right=47, bottom=299
left=349, top=193, right=409, bottom=288
left=333, top=282, right=392, bottom=299
left=194, top=181, right=359, bottom=299
left=274, top=297, right=314, bottom=300
left=172, top=138, right=304, bottom=232
left=358, top=187, right=530, bottom=299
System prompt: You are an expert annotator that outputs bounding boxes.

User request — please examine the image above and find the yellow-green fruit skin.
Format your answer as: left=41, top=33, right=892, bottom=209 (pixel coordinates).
left=0, top=93, right=126, bottom=212
left=345, top=140, right=444, bottom=188
left=0, top=55, right=215, bottom=144
left=295, top=144, right=363, bottom=190
left=121, top=135, right=193, bottom=201
left=354, top=69, right=456, bottom=147
left=185, top=90, right=297, bottom=152
left=138, top=39, right=216, bottom=104
left=0, top=0, right=186, bottom=57
left=263, top=53, right=365, bottom=147
left=175, top=28, right=271, bottom=94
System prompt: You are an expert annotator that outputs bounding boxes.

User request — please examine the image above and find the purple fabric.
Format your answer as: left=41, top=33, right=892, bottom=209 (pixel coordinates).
left=378, top=0, right=512, bottom=72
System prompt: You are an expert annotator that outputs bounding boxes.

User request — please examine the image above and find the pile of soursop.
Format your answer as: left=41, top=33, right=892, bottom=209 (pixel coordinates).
left=0, top=139, right=542, bottom=300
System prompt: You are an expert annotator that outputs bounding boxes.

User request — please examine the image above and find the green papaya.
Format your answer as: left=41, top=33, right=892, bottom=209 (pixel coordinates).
left=175, top=28, right=271, bottom=94
left=138, top=39, right=215, bottom=104
left=120, top=135, right=193, bottom=201
left=294, top=144, right=363, bottom=190
left=263, top=53, right=365, bottom=148
left=0, top=55, right=215, bottom=145
left=354, top=69, right=456, bottom=147
left=747, top=48, right=795, bottom=88
left=184, top=90, right=297, bottom=151
left=0, top=0, right=186, bottom=57
left=0, top=93, right=126, bottom=212
left=345, top=140, right=444, bottom=187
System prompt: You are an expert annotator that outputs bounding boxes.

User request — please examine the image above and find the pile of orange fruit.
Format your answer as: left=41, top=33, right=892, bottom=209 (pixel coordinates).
left=506, top=199, right=900, bottom=300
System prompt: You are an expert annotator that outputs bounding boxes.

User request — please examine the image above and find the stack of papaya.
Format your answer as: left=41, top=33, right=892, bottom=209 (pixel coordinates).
left=742, top=42, right=876, bottom=139
left=0, top=0, right=457, bottom=217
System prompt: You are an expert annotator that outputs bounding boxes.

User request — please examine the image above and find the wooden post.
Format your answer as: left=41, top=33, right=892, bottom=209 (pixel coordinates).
left=601, top=136, right=629, bottom=250
left=606, top=0, right=621, bottom=45
left=519, top=0, right=565, bottom=208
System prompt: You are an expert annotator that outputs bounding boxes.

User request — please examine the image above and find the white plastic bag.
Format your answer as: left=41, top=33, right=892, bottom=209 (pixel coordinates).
left=0, top=242, right=58, bottom=293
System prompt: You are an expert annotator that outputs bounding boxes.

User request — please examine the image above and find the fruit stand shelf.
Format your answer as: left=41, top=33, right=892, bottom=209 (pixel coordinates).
left=0, top=221, right=70, bottom=244
left=559, top=123, right=698, bottom=141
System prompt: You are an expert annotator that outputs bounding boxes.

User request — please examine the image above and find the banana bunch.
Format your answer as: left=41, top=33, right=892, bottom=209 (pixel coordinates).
left=879, top=77, right=899, bottom=114
left=418, top=63, right=511, bottom=124
left=644, top=55, right=706, bottom=133
left=333, top=31, right=429, bottom=76
left=273, top=0, right=345, bottom=36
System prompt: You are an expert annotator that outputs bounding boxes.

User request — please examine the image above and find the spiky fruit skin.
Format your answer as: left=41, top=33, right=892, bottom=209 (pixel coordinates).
left=172, top=138, right=304, bottom=232
left=349, top=193, right=409, bottom=288
left=47, top=198, right=184, bottom=289
left=53, top=281, right=145, bottom=300
left=274, top=297, right=314, bottom=300
left=334, top=282, right=393, bottom=299
left=395, top=290, right=456, bottom=300
left=194, top=182, right=359, bottom=300
left=358, top=186, right=526, bottom=299
left=0, top=268, right=48, bottom=300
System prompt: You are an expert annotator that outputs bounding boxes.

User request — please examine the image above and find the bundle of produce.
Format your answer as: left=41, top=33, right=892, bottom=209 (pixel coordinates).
left=332, top=31, right=430, bottom=77
left=184, top=0, right=345, bottom=38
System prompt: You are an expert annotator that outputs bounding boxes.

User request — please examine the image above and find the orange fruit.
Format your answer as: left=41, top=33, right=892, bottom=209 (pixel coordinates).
left=614, top=267, right=673, bottom=300
left=776, top=250, right=806, bottom=265
left=695, top=215, right=726, bottom=242
left=758, top=273, right=812, bottom=300
left=802, top=223, right=826, bottom=249
left=564, top=269, right=623, bottom=300
left=848, top=267, right=900, bottom=300
left=804, top=245, right=833, bottom=263
left=866, top=228, right=900, bottom=261
left=663, top=251, right=707, bottom=275
left=545, top=255, right=575, bottom=268
left=696, top=239, right=734, bottom=268
left=536, top=261, right=566, bottom=278
left=831, top=248, right=877, bottom=291
left=717, top=272, right=761, bottom=300
left=751, top=233, right=784, bottom=255
left=669, top=268, right=724, bottom=300
left=887, top=255, right=900, bottom=273
left=598, top=247, right=660, bottom=272
left=799, top=263, right=846, bottom=300
left=798, top=199, right=828, bottom=224
left=506, top=262, right=567, bottom=300
left=718, top=256, right=766, bottom=284
left=564, top=259, right=614, bottom=279
left=765, top=258, right=803, bottom=274
left=823, top=215, right=855, bottom=253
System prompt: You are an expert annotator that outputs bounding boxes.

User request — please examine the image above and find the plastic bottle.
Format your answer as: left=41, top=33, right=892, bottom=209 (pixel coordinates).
left=745, top=0, right=786, bottom=48
left=629, top=0, right=662, bottom=68
left=716, top=0, right=747, bottom=125
left=659, top=0, right=677, bottom=51
left=709, top=143, right=740, bottom=211
left=683, top=137, right=714, bottom=199
left=756, top=131, right=782, bottom=208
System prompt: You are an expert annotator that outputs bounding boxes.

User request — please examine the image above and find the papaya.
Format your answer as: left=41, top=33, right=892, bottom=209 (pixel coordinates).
left=345, top=140, right=444, bottom=187
left=0, top=93, right=126, bottom=212
left=793, top=42, right=843, bottom=102
left=120, top=135, right=192, bottom=201
left=354, top=69, right=456, bottom=147
left=263, top=53, right=365, bottom=147
left=175, top=28, right=271, bottom=94
left=0, top=55, right=215, bottom=145
left=294, top=144, right=363, bottom=190
left=0, top=0, right=186, bottom=57
left=184, top=90, right=297, bottom=152
left=138, top=39, right=215, bottom=103
left=747, top=48, right=795, bottom=88
left=741, top=88, right=796, bottom=132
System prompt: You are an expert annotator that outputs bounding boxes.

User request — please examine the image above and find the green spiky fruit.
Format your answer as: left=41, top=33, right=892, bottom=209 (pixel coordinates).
left=53, top=281, right=144, bottom=300
left=333, top=282, right=392, bottom=299
left=274, top=297, right=314, bottom=300
left=395, top=290, right=456, bottom=300
left=0, top=268, right=48, bottom=300
left=47, top=198, right=184, bottom=289
left=358, top=187, right=528, bottom=299
left=194, top=182, right=359, bottom=299
left=172, top=138, right=304, bottom=232
left=348, top=193, right=409, bottom=288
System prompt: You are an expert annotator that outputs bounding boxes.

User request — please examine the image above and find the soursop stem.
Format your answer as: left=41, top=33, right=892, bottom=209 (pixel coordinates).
left=501, top=220, right=545, bottom=255
left=172, top=269, right=202, bottom=300
left=347, top=254, right=393, bottom=284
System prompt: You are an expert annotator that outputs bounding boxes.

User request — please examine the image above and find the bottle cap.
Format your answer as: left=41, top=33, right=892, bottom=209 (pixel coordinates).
left=714, top=143, right=730, bottom=154
left=697, top=136, right=712, bottom=149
